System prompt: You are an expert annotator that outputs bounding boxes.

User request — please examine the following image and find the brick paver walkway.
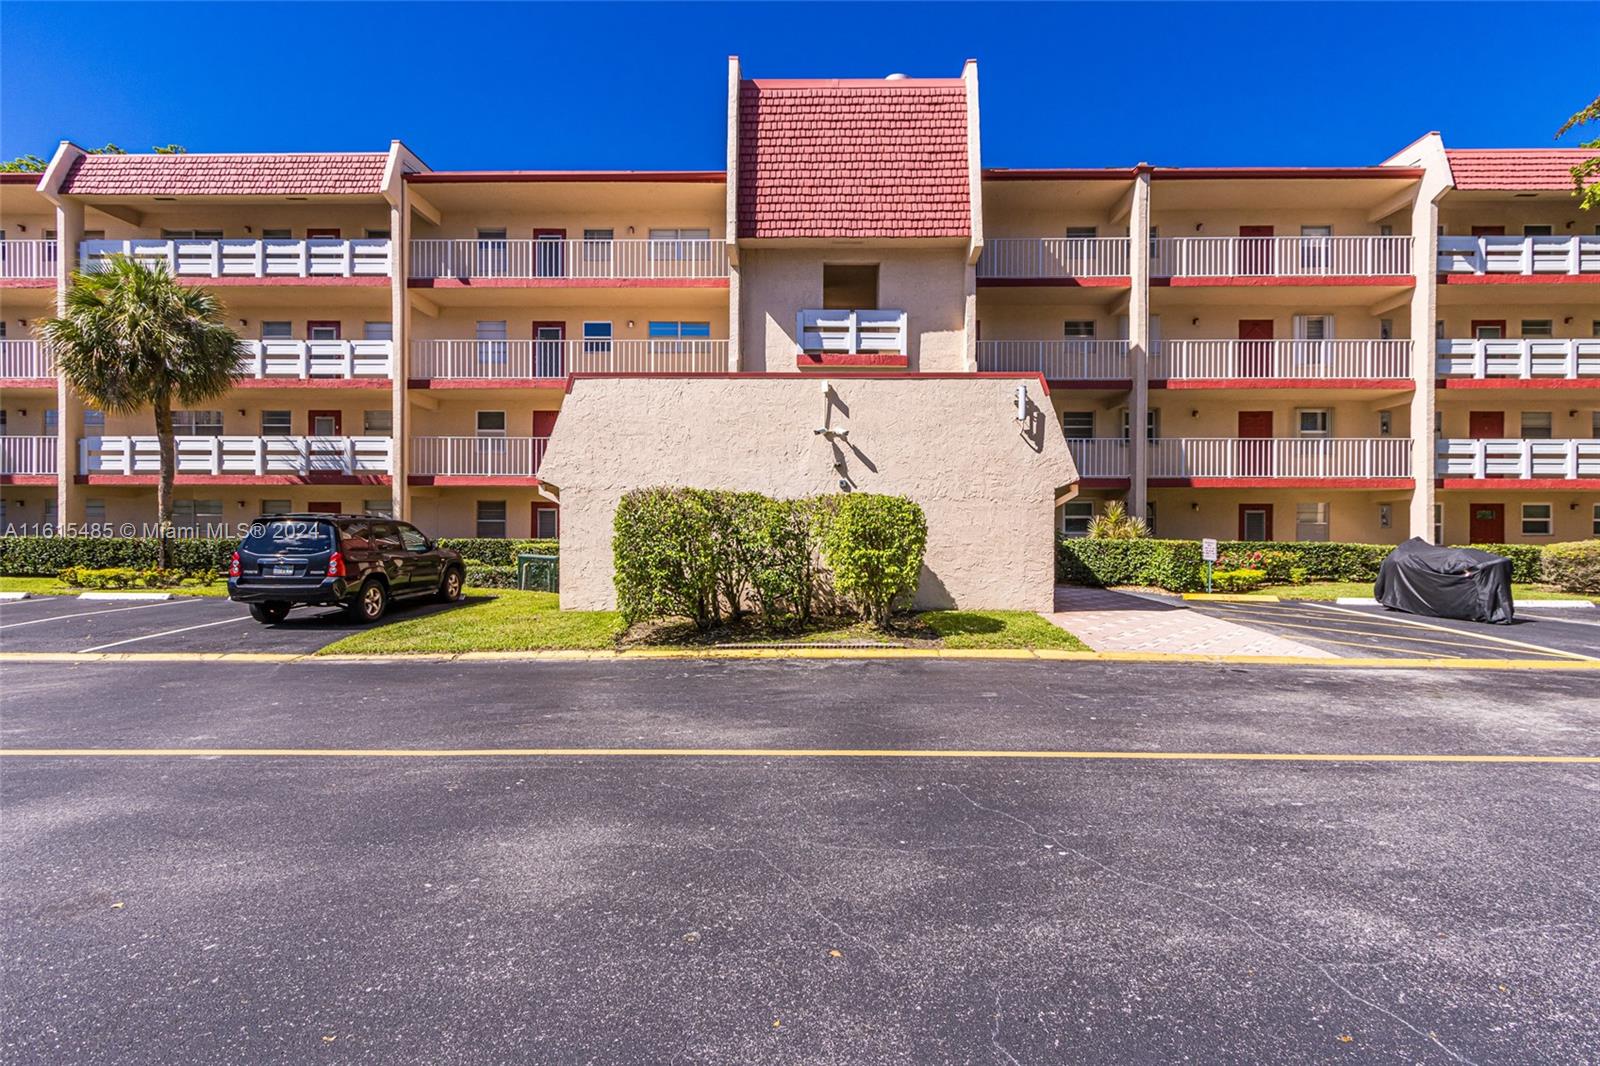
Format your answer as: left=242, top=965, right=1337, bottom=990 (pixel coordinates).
left=1044, top=586, right=1337, bottom=658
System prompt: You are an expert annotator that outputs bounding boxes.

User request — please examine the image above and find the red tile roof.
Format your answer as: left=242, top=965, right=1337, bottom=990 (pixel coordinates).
left=737, top=79, right=970, bottom=239
left=1445, top=149, right=1595, bottom=191
left=59, top=152, right=389, bottom=196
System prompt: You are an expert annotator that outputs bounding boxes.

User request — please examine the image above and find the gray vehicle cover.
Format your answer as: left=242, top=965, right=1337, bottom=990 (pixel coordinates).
left=1373, top=538, right=1515, bottom=624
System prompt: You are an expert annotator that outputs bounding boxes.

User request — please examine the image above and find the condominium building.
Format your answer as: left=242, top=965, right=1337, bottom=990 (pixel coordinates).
left=1, top=58, right=1595, bottom=610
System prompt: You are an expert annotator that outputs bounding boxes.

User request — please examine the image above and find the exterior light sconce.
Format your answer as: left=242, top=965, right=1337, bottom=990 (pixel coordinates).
left=1569, top=410, right=1579, bottom=418
left=627, top=226, right=635, bottom=235
left=1190, top=409, right=1199, bottom=418
left=1564, top=317, right=1573, bottom=324
left=626, top=320, right=634, bottom=329
left=1571, top=502, right=1580, bottom=511
left=1015, top=383, right=1028, bottom=421
left=1194, top=223, right=1203, bottom=232
left=1190, top=317, right=1199, bottom=326
left=1190, top=501, right=1200, bottom=511
left=18, top=409, right=26, bottom=417
left=15, top=224, right=25, bottom=233
left=244, top=226, right=253, bottom=234
left=814, top=426, right=849, bottom=441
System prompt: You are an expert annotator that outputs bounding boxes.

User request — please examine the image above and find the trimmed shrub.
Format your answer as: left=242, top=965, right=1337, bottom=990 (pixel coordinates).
left=744, top=496, right=828, bottom=628
left=1218, top=541, right=1392, bottom=582
left=462, top=560, right=519, bottom=590
left=613, top=487, right=722, bottom=630
left=1464, top=543, right=1542, bottom=583
left=1211, top=568, right=1266, bottom=593
left=1, top=535, right=234, bottom=576
left=435, top=538, right=559, bottom=566
left=1542, top=541, right=1600, bottom=594
left=1216, top=547, right=1296, bottom=582
left=57, top=566, right=206, bottom=590
left=1056, top=539, right=1206, bottom=593
left=819, top=494, right=927, bottom=627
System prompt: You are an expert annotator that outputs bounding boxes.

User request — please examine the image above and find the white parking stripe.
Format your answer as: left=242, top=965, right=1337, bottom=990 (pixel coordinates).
left=78, top=614, right=253, bottom=653
left=0, top=599, right=195, bottom=631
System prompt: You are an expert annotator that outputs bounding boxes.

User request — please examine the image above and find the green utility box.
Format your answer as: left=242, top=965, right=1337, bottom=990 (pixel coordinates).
left=516, top=553, right=559, bottom=592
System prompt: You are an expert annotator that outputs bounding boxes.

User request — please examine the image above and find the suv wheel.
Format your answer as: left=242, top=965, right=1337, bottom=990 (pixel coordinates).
left=347, top=580, right=388, bottom=624
left=437, top=567, right=464, bottom=603
left=249, top=602, right=290, bottom=624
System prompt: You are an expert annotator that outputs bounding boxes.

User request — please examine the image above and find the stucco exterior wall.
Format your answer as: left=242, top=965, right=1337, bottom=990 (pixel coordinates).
left=736, top=246, right=970, bottom=372
left=1148, top=487, right=1408, bottom=544
left=538, top=375, right=1077, bottom=612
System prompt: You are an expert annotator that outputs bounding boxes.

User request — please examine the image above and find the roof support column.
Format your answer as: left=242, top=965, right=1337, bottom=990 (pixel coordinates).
left=1127, top=167, right=1152, bottom=522
left=389, top=195, right=410, bottom=520
left=53, top=197, right=84, bottom=527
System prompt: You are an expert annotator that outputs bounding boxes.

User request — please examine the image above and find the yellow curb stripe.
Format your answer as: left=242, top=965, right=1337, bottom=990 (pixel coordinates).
left=1182, top=593, right=1281, bottom=602
left=1, top=747, right=1596, bottom=764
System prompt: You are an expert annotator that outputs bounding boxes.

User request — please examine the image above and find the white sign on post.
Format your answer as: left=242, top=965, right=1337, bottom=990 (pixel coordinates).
left=1201, top=538, right=1218, bottom=562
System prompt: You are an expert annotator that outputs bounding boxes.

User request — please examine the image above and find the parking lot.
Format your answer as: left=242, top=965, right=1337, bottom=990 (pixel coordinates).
left=0, top=594, right=460, bottom=656
left=1184, top=598, right=1600, bottom=662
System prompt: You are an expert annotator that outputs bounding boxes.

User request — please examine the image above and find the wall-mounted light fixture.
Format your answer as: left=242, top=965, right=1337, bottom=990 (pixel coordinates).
left=1564, top=316, right=1573, bottom=324
left=1190, top=317, right=1199, bottom=326
left=627, top=226, right=635, bottom=235
left=1190, top=501, right=1199, bottom=511
left=626, top=320, right=634, bottom=329
left=244, top=226, right=253, bottom=234
left=16, top=224, right=25, bottom=233
left=1193, top=223, right=1203, bottom=232
left=1190, top=409, right=1199, bottom=418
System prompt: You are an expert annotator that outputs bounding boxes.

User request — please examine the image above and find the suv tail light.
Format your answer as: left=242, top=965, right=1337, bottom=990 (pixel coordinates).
left=229, top=551, right=241, bottom=578
left=327, top=552, right=346, bottom=578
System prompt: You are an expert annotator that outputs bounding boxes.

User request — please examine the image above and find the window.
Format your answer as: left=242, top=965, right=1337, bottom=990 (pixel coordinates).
left=363, top=498, right=393, bottom=518
left=1593, top=321, right=1600, bottom=338
left=1379, top=318, right=1394, bottom=340
left=363, top=321, right=393, bottom=341
left=43, top=499, right=57, bottom=528
left=1378, top=411, right=1392, bottom=437
left=398, top=524, right=428, bottom=552
left=1379, top=224, right=1394, bottom=237
left=1593, top=503, right=1599, bottom=538
left=161, top=229, right=224, bottom=239
left=368, top=522, right=403, bottom=550
left=1060, top=501, right=1094, bottom=539
left=1294, top=314, right=1333, bottom=340
left=475, top=320, right=508, bottom=365
left=1520, top=411, right=1553, bottom=440
left=363, top=410, right=392, bottom=435
left=1592, top=411, right=1600, bottom=438
left=1378, top=504, right=1392, bottom=530
left=83, top=409, right=105, bottom=433
left=261, top=410, right=292, bottom=435
left=1435, top=319, right=1446, bottom=340
left=476, top=411, right=507, bottom=436
left=1120, top=408, right=1159, bottom=440
left=534, top=506, right=559, bottom=539
left=649, top=227, right=710, bottom=251
left=261, top=321, right=293, bottom=339
left=647, top=322, right=711, bottom=352
left=477, top=228, right=507, bottom=240
left=1061, top=411, right=1095, bottom=439
left=1145, top=501, right=1157, bottom=536
left=476, top=228, right=508, bottom=275
left=583, top=321, right=614, bottom=356
left=173, top=410, right=224, bottom=436
left=1521, top=503, right=1553, bottom=537
left=1434, top=503, right=1444, bottom=545
left=822, top=263, right=878, bottom=310
left=84, top=498, right=106, bottom=522
left=1520, top=320, right=1554, bottom=338
left=260, top=499, right=292, bottom=515
left=173, top=499, right=224, bottom=530
left=261, top=229, right=292, bottom=239
left=44, top=409, right=58, bottom=434
left=476, top=500, right=507, bottom=538
left=1062, top=321, right=1096, bottom=339
left=308, top=321, right=341, bottom=341
left=1064, top=226, right=1098, bottom=239
left=365, top=228, right=390, bottom=239
left=1300, top=225, right=1333, bottom=269
left=1295, top=502, right=1329, bottom=542
left=1474, top=322, right=1504, bottom=339
left=1297, top=409, right=1332, bottom=437
left=1522, top=224, right=1553, bottom=236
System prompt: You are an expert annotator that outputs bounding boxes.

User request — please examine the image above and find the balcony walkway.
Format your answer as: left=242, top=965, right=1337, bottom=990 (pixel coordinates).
left=1045, top=586, right=1334, bottom=658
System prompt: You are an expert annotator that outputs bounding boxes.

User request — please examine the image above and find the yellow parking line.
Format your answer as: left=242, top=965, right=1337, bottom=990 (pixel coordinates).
left=1, top=746, right=1596, bottom=764
left=1198, top=605, right=1578, bottom=659
left=1308, top=602, right=1597, bottom=661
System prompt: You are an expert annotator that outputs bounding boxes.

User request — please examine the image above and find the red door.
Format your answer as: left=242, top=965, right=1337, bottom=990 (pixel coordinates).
left=308, top=501, right=341, bottom=515
left=531, top=322, right=565, bottom=377
left=1237, top=410, right=1273, bottom=476
left=532, top=411, right=557, bottom=475
left=533, top=228, right=566, bottom=278
left=1239, top=225, right=1274, bottom=275
left=1469, top=503, right=1505, bottom=543
left=1468, top=411, right=1505, bottom=439
left=308, top=410, right=342, bottom=435
left=305, top=228, right=341, bottom=239
left=1238, top=319, right=1274, bottom=377
left=1238, top=504, right=1274, bottom=542
left=1470, top=320, right=1506, bottom=339
left=1470, top=226, right=1506, bottom=237
left=531, top=504, right=559, bottom=539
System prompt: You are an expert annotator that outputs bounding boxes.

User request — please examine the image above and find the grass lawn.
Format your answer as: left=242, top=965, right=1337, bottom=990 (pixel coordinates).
left=921, top=609, right=1089, bottom=650
left=1260, top=581, right=1596, bottom=603
left=0, top=576, right=229, bottom=597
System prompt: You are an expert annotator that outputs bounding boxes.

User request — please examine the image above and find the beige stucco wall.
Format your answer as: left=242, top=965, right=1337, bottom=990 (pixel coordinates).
left=1436, top=492, right=1599, bottom=545
left=736, top=246, right=970, bottom=372
left=1148, top=487, right=1408, bottom=544
left=538, top=375, right=1078, bottom=612
left=1434, top=400, right=1597, bottom=439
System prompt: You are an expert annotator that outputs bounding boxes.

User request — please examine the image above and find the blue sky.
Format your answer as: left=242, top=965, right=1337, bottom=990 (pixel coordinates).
left=3, top=2, right=1596, bottom=170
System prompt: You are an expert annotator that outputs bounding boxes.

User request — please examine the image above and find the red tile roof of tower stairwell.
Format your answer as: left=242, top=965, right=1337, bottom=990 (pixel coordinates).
left=58, top=152, right=389, bottom=196
left=1445, top=149, right=1594, bottom=191
left=738, top=78, right=971, bottom=239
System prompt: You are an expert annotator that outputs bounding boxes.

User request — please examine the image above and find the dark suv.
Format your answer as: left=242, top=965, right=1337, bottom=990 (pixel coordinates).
left=228, top=513, right=464, bottom=624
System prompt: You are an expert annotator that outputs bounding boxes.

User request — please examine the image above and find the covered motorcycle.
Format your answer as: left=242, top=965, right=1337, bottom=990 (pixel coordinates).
left=1373, top=538, right=1514, bottom=624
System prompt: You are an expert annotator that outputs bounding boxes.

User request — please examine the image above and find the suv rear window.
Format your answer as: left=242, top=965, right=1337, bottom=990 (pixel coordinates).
left=240, top=519, right=337, bottom=555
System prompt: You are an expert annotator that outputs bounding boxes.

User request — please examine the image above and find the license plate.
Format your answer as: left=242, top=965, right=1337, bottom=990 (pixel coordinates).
left=270, top=565, right=296, bottom=576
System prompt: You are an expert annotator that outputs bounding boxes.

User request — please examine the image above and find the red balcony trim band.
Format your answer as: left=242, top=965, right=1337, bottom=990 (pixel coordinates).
left=983, top=168, right=1140, bottom=182
left=232, top=378, right=391, bottom=390
left=976, top=276, right=1131, bottom=288
left=408, top=378, right=565, bottom=390
left=0, top=279, right=54, bottom=289
left=0, top=475, right=55, bottom=485
left=76, top=474, right=391, bottom=486
left=796, top=352, right=910, bottom=368
left=408, top=277, right=729, bottom=290
left=0, top=378, right=57, bottom=390
left=1152, top=378, right=1415, bottom=391
left=184, top=277, right=388, bottom=288
left=1149, top=167, right=1425, bottom=180
left=562, top=370, right=1051, bottom=396
left=1076, top=478, right=1132, bottom=489
left=1047, top=378, right=1132, bottom=390
left=1437, top=377, right=1600, bottom=390
left=1148, top=477, right=1415, bottom=489
left=1437, top=274, right=1599, bottom=286
left=406, top=476, right=543, bottom=487
left=1436, top=478, right=1599, bottom=490
left=1152, top=275, right=1415, bottom=288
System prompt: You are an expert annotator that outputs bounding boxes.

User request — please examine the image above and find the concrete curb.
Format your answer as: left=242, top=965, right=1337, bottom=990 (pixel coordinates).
left=1335, top=596, right=1595, bottom=609
left=0, top=591, right=30, bottom=601
left=76, top=591, right=175, bottom=602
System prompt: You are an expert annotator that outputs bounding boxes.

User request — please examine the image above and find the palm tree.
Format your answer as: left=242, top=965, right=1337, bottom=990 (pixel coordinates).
left=1086, top=500, right=1150, bottom=540
left=42, top=256, right=245, bottom=567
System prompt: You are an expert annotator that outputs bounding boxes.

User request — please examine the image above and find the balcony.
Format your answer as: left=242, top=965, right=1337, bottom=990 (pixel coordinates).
left=1437, top=338, right=1600, bottom=381
left=976, top=237, right=1131, bottom=281
left=410, top=436, right=547, bottom=480
left=1151, top=236, right=1413, bottom=279
left=1152, top=339, right=1412, bottom=382
left=1437, top=235, right=1600, bottom=276
left=1150, top=437, right=1412, bottom=481
left=1065, top=438, right=1130, bottom=480
left=796, top=309, right=908, bottom=366
left=80, top=436, right=392, bottom=477
left=977, top=340, right=1131, bottom=381
left=0, top=340, right=55, bottom=380
left=0, top=436, right=57, bottom=477
left=0, top=239, right=57, bottom=280
left=1437, top=439, right=1600, bottom=480
left=79, top=239, right=392, bottom=279
left=237, top=339, right=393, bottom=380
left=408, top=238, right=729, bottom=282
left=410, top=338, right=729, bottom=381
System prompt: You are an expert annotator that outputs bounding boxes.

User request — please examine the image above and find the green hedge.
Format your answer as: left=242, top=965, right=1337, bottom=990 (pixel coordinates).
left=1056, top=539, right=1206, bottom=593
left=820, top=493, right=927, bottom=626
left=435, top=538, right=558, bottom=566
left=1542, top=541, right=1600, bottom=594
left=1464, top=543, right=1543, bottom=584
left=1216, top=541, right=1392, bottom=582
left=462, top=562, right=519, bottom=589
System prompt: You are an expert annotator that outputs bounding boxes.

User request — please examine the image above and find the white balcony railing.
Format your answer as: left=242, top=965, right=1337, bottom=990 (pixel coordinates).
left=1438, top=235, right=1600, bottom=276
left=80, top=436, right=392, bottom=476
left=1437, top=338, right=1600, bottom=380
left=0, top=436, right=57, bottom=475
left=1150, top=437, right=1412, bottom=479
left=977, top=340, right=1131, bottom=379
left=0, top=239, right=57, bottom=279
left=0, top=340, right=55, bottom=379
left=1151, top=236, right=1413, bottom=278
left=237, top=339, right=393, bottom=380
left=410, top=436, right=548, bottom=477
left=1153, top=339, right=1413, bottom=380
left=410, top=338, right=729, bottom=379
left=797, top=309, right=909, bottom=357
left=1437, top=439, right=1600, bottom=479
left=1065, top=438, right=1130, bottom=478
left=409, top=238, right=729, bottom=281
left=80, top=239, right=392, bottom=278
left=976, top=237, right=1131, bottom=279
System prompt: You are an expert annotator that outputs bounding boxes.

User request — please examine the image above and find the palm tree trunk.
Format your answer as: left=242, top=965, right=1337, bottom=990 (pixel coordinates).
left=154, top=394, right=175, bottom=570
